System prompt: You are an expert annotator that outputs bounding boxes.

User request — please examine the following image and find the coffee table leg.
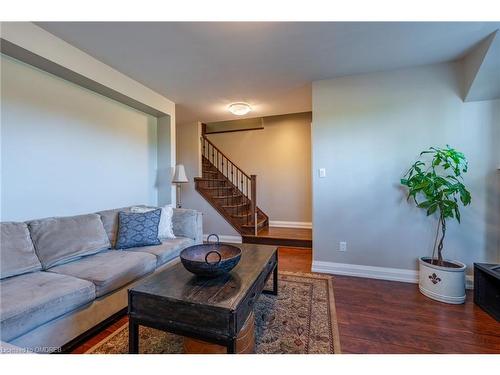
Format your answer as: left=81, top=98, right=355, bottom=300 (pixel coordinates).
left=263, top=264, right=279, bottom=296
left=226, top=338, right=237, bottom=354
left=129, top=318, right=139, bottom=354
left=271, top=264, right=278, bottom=295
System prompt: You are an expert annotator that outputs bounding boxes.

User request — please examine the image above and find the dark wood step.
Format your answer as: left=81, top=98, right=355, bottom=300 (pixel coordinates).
left=242, top=235, right=312, bottom=248
left=242, top=227, right=312, bottom=248
left=202, top=170, right=218, bottom=175
left=202, top=166, right=217, bottom=170
left=221, top=203, right=249, bottom=209
left=212, top=194, right=241, bottom=199
left=196, top=178, right=226, bottom=182
left=241, top=217, right=267, bottom=229
left=231, top=212, right=252, bottom=218
left=195, top=180, right=228, bottom=189
left=202, top=186, right=233, bottom=190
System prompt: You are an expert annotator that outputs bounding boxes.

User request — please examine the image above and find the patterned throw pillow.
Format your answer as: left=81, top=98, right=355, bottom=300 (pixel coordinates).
left=115, top=209, right=162, bottom=249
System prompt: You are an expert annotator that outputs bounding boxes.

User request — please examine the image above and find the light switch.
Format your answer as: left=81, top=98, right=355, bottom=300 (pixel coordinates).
left=319, top=168, right=326, bottom=178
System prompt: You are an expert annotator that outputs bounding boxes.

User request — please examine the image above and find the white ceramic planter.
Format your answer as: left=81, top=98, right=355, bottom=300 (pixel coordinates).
left=418, top=257, right=466, bottom=304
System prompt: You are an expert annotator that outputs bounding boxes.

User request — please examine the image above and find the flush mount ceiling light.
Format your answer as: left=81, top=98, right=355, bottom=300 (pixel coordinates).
left=228, top=102, right=252, bottom=116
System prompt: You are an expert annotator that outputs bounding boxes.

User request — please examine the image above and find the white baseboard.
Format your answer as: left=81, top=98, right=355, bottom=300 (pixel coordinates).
left=312, top=260, right=418, bottom=283
left=312, top=260, right=474, bottom=289
left=269, top=220, right=312, bottom=229
left=203, top=234, right=242, bottom=243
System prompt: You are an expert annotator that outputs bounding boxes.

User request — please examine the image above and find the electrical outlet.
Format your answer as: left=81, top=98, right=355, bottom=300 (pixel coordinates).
left=319, top=168, right=326, bottom=178
left=339, top=241, right=347, bottom=252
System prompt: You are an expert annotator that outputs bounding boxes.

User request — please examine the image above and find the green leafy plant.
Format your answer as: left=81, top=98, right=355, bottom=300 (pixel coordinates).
left=401, top=146, right=471, bottom=267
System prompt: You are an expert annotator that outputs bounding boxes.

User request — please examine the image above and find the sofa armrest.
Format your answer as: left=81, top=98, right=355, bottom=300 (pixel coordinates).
left=172, top=208, right=203, bottom=244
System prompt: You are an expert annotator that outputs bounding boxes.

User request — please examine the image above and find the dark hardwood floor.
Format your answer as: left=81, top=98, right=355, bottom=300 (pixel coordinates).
left=279, top=247, right=500, bottom=354
left=71, top=247, right=500, bottom=354
left=71, top=315, right=128, bottom=353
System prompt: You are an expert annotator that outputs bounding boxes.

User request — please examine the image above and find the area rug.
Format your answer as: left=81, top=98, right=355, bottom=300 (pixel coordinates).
left=86, top=272, right=341, bottom=354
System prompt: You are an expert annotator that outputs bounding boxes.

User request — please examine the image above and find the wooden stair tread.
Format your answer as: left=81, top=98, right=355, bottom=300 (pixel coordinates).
left=242, top=227, right=312, bottom=247
left=195, top=178, right=226, bottom=182
left=231, top=212, right=252, bottom=218
left=212, top=194, right=241, bottom=199
left=222, top=203, right=249, bottom=208
left=241, top=217, right=267, bottom=229
left=202, top=186, right=232, bottom=190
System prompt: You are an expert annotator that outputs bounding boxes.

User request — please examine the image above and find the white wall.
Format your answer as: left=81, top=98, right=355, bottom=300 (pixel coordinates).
left=157, top=115, right=173, bottom=206
left=1, top=55, right=161, bottom=221
left=312, top=62, right=500, bottom=276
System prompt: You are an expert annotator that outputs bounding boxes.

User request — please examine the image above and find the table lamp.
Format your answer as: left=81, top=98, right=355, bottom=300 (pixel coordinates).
left=172, top=164, right=188, bottom=208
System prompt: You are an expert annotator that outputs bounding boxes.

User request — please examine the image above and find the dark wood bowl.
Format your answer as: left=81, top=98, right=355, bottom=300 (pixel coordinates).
left=180, top=234, right=242, bottom=278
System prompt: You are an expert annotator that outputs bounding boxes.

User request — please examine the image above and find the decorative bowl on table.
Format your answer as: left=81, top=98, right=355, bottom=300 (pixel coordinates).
left=180, top=234, right=242, bottom=278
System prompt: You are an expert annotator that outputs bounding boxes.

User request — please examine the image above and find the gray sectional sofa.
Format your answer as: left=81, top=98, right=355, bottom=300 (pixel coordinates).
left=0, top=206, right=202, bottom=353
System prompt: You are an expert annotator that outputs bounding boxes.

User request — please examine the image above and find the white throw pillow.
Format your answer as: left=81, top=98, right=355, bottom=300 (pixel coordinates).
left=159, top=204, right=175, bottom=239
left=130, top=205, right=175, bottom=240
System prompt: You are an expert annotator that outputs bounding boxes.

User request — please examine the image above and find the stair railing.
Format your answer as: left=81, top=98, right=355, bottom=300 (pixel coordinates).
left=201, top=136, right=258, bottom=233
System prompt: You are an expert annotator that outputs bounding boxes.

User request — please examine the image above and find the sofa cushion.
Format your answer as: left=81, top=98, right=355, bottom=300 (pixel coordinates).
left=115, top=209, right=162, bottom=249
left=28, top=214, right=111, bottom=269
left=0, top=222, right=42, bottom=279
left=0, top=271, right=95, bottom=342
left=48, top=250, right=156, bottom=297
left=126, top=237, right=194, bottom=266
left=172, top=208, right=203, bottom=243
left=96, top=206, right=134, bottom=247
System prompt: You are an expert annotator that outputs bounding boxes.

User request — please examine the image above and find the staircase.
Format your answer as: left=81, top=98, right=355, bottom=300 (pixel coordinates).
left=194, top=136, right=269, bottom=236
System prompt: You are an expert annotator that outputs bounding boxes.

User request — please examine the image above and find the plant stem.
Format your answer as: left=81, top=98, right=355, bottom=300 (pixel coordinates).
left=437, top=215, right=446, bottom=267
left=431, top=216, right=441, bottom=265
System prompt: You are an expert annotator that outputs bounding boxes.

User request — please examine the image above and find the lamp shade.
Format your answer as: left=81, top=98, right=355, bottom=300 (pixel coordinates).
left=172, top=164, right=188, bottom=183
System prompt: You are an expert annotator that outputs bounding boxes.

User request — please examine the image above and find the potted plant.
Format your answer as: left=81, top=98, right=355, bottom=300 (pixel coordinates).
left=401, top=145, right=472, bottom=304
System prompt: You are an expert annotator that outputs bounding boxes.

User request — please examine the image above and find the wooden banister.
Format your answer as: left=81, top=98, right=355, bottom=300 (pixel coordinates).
left=201, top=136, right=251, bottom=180
left=251, top=175, right=257, bottom=235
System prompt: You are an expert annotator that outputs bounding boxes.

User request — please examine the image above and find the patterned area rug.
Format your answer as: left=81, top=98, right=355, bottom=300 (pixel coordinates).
left=86, top=272, right=341, bottom=354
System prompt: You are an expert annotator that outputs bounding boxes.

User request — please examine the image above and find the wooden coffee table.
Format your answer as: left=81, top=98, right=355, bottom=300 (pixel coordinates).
left=128, top=243, right=278, bottom=354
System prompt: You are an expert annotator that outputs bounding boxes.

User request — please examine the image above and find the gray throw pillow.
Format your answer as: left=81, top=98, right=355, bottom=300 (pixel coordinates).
left=115, top=209, right=162, bottom=249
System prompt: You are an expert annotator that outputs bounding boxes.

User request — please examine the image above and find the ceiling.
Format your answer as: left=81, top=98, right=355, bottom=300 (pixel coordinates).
left=464, top=31, right=500, bottom=101
left=36, top=22, right=500, bottom=124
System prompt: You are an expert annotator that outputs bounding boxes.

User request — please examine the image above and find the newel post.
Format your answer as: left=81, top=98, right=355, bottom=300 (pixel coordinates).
left=251, top=175, right=257, bottom=235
